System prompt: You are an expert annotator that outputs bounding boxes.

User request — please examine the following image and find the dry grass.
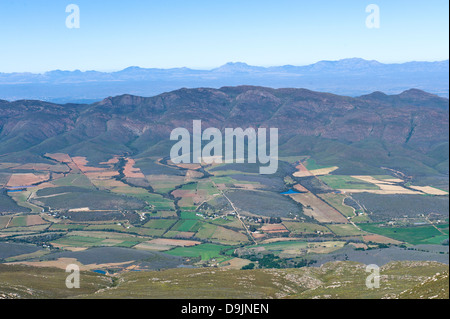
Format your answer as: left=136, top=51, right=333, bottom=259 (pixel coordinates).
left=8, top=258, right=133, bottom=271
left=309, top=166, right=339, bottom=176
left=293, top=184, right=309, bottom=193
left=123, top=158, right=145, bottom=178
left=338, top=175, right=423, bottom=195
left=72, top=156, right=108, bottom=173
left=288, top=193, right=349, bottom=224
left=7, top=173, right=50, bottom=187
left=26, top=215, right=47, bottom=226
left=260, top=224, right=289, bottom=233
left=147, top=238, right=201, bottom=247
left=363, top=234, right=403, bottom=244
left=292, top=163, right=312, bottom=177
left=100, top=156, right=120, bottom=166
left=409, top=186, right=448, bottom=196
left=220, top=258, right=252, bottom=269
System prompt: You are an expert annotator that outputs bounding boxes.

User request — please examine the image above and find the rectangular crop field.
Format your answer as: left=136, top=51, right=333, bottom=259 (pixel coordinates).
left=143, top=219, right=177, bottom=230
left=358, top=223, right=449, bottom=245
left=165, top=243, right=229, bottom=261
left=319, top=175, right=380, bottom=190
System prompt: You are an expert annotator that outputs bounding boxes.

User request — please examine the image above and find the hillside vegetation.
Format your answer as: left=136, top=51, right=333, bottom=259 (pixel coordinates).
left=0, top=261, right=447, bottom=299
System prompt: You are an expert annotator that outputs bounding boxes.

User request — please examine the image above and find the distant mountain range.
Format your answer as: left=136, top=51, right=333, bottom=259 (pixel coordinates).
left=0, top=86, right=448, bottom=181
left=0, top=58, right=448, bottom=103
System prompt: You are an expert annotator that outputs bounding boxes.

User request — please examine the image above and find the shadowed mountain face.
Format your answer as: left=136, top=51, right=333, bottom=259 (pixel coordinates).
left=0, top=86, right=448, bottom=177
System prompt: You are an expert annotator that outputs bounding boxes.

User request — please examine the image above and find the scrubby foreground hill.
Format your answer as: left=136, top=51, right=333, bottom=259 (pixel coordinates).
left=0, top=261, right=448, bottom=299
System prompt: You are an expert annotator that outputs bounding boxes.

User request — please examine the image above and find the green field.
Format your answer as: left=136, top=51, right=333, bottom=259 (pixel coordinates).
left=319, top=193, right=355, bottom=217
left=146, top=175, right=186, bottom=194
left=180, top=183, right=197, bottom=191
left=210, top=176, right=246, bottom=185
left=130, top=192, right=175, bottom=210
left=0, top=192, right=31, bottom=213
left=9, top=216, right=27, bottom=227
left=0, top=216, right=11, bottom=228
left=195, top=223, right=218, bottom=239
left=326, top=224, right=367, bottom=236
left=53, top=174, right=94, bottom=188
left=197, top=181, right=220, bottom=196
left=165, top=243, right=230, bottom=261
left=52, top=235, right=105, bottom=247
left=9, top=191, right=43, bottom=213
left=136, top=228, right=166, bottom=237
left=251, top=240, right=308, bottom=251
left=351, top=214, right=371, bottom=223
left=49, top=224, right=87, bottom=231
left=304, top=158, right=330, bottom=170
left=84, top=224, right=129, bottom=232
left=283, top=222, right=331, bottom=235
left=179, top=211, right=203, bottom=220
left=359, top=223, right=449, bottom=245
left=163, top=230, right=194, bottom=238
left=210, top=216, right=243, bottom=229
left=143, top=219, right=177, bottom=230
left=172, top=219, right=201, bottom=232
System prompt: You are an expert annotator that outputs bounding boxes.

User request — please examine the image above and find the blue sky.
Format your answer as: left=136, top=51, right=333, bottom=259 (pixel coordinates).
left=0, top=0, right=448, bottom=72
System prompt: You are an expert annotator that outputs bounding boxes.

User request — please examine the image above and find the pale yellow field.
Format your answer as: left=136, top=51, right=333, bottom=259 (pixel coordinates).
left=288, top=193, right=349, bottom=224
left=309, top=166, right=339, bottom=176
left=210, top=226, right=249, bottom=243
left=185, top=170, right=204, bottom=181
left=292, top=163, right=313, bottom=177
left=72, top=156, right=108, bottom=173
left=134, top=243, right=172, bottom=251
left=409, top=186, right=448, bottom=195
left=68, top=207, right=90, bottom=212
left=45, top=153, right=72, bottom=163
left=123, top=158, right=145, bottom=178
left=8, top=258, right=133, bottom=271
left=306, top=241, right=346, bottom=254
left=363, top=234, right=403, bottom=245
left=220, top=258, right=252, bottom=269
left=147, top=238, right=201, bottom=247
left=340, top=188, right=421, bottom=195
left=339, top=175, right=422, bottom=195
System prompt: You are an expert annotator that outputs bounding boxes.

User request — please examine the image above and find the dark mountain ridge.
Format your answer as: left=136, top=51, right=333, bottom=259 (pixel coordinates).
left=0, top=86, right=448, bottom=178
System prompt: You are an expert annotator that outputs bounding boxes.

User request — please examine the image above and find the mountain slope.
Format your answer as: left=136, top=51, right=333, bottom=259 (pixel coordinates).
left=0, top=87, right=448, bottom=178
left=0, top=261, right=447, bottom=299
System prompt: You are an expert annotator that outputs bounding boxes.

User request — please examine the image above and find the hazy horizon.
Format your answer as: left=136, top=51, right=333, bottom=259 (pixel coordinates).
left=0, top=57, right=448, bottom=74
left=1, top=0, right=448, bottom=73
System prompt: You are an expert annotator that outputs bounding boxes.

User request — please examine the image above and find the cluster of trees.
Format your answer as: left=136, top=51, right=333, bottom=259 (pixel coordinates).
left=2, top=232, right=65, bottom=248
left=260, top=217, right=282, bottom=224
left=241, top=253, right=316, bottom=270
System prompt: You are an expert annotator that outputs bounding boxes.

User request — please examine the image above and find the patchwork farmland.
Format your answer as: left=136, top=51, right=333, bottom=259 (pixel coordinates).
left=0, top=154, right=448, bottom=273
